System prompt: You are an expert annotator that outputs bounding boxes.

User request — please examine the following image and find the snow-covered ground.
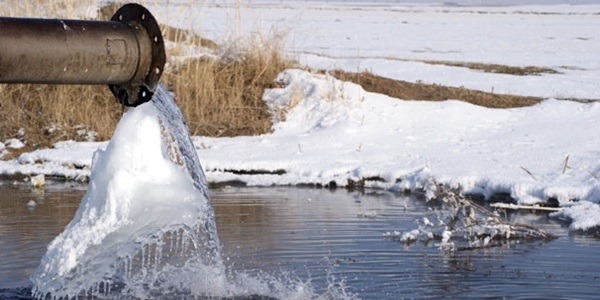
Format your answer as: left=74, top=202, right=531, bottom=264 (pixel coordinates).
left=2, top=1, right=600, bottom=231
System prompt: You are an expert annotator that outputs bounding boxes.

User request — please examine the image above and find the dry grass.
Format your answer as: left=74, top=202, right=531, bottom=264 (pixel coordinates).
left=421, top=60, right=560, bottom=76
left=162, top=34, right=295, bottom=137
left=304, top=51, right=563, bottom=76
left=331, top=70, right=542, bottom=108
left=0, top=85, right=121, bottom=149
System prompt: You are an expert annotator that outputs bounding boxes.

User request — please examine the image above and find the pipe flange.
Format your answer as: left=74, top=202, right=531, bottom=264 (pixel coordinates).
left=109, top=3, right=165, bottom=107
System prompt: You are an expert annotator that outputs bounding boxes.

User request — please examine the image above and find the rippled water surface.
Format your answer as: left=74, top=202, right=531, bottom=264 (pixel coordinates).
left=1, top=183, right=600, bottom=299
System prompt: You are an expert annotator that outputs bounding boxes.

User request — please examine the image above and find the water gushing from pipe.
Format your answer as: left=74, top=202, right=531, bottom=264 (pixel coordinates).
left=31, top=84, right=224, bottom=299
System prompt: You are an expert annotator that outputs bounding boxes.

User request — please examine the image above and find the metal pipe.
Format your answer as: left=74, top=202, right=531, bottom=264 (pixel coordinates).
left=0, top=3, right=165, bottom=106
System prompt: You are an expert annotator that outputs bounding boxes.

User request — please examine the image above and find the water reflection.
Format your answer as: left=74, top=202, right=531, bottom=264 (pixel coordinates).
left=1, top=184, right=600, bottom=298
left=0, top=183, right=85, bottom=289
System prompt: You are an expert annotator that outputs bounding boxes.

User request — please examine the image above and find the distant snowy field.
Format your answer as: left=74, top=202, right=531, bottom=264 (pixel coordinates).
left=182, top=0, right=600, bottom=99
left=2, top=1, right=600, bottom=230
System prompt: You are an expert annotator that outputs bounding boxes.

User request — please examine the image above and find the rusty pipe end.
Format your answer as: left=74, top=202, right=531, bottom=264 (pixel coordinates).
left=109, top=3, right=165, bottom=107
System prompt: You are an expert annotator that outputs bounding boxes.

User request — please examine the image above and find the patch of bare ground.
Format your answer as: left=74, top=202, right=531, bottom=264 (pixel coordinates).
left=330, top=70, right=542, bottom=108
left=303, top=51, right=563, bottom=76
left=421, top=60, right=561, bottom=76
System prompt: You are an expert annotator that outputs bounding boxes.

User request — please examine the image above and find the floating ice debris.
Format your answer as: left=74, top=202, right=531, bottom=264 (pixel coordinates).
left=30, top=174, right=45, bottom=188
left=491, top=202, right=563, bottom=212
left=357, top=211, right=377, bottom=219
left=386, top=185, right=556, bottom=251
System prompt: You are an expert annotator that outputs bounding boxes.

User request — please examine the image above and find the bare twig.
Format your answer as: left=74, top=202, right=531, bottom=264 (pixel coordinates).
left=490, top=203, right=562, bottom=212
left=562, top=155, right=570, bottom=174
left=520, top=166, right=538, bottom=181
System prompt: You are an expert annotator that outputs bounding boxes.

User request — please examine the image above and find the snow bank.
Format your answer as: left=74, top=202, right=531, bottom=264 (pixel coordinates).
left=551, top=201, right=600, bottom=231
left=201, top=69, right=600, bottom=202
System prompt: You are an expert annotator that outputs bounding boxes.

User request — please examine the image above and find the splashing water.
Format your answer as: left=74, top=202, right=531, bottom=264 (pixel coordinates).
left=30, top=85, right=223, bottom=299
left=30, top=85, right=353, bottom=300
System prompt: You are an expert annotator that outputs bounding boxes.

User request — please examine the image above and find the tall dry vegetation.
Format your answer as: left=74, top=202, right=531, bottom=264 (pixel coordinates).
left=332, top=70, right=542, bottom=109
left=0, top=1, right=295, bottom=157
left=0, top=85, right=121, bottom=149
left=162, top=35, right=295, bottom=137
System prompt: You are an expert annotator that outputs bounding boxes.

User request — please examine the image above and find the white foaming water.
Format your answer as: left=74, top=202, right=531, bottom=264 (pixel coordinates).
left=31, top=85, right=351, bottom=299
left=31, top=85, right=224, bottom=299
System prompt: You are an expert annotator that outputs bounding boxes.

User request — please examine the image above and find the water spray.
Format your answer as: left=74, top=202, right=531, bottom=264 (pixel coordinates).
left=0, top=3, right=165, bottom=107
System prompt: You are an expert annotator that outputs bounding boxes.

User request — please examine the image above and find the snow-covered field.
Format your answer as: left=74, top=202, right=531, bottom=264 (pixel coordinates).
left=2, top=1, right=600, bottom=231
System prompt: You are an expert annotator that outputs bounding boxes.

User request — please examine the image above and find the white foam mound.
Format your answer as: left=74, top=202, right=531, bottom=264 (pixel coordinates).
left=31, top=87, right=223, bottom=299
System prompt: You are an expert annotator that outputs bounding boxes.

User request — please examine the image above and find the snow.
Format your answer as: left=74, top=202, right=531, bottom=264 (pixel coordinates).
left=551, top=201, right=600, bottom=231
left=4, top=138, right=25, bottom=149
left=2, top=1, right=600, bottom=232
left=197, top=69, right=600, bottom=206
left=175, top=1, right=600, bottom=99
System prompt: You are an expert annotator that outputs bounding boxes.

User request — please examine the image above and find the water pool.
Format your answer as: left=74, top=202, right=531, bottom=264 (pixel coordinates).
left=1, top=183, right=599, bottom=299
